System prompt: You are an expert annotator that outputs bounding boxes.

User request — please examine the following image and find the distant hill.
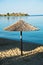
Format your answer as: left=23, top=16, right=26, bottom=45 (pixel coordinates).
left=0, top=13, right=29, bottom=16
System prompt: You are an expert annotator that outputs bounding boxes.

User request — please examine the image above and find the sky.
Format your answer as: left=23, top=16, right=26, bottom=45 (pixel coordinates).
left=0, top=0, right=43, bottom=15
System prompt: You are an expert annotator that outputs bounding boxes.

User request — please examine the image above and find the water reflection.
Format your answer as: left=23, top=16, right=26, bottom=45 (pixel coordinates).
left=0, top=16, right=29, bottom=22
left=7, top=16, right=10, bottom=20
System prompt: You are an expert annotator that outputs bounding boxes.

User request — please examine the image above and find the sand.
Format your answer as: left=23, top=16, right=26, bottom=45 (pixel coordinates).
left=0, top=38, right=43, bottom=65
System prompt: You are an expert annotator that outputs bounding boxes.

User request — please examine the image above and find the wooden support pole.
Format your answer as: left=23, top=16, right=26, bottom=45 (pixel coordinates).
left=20, top=31, right=23, bottom=55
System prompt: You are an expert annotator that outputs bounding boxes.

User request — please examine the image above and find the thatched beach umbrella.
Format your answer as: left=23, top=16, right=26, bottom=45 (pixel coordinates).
left=4, top=20, right=38, bottom=55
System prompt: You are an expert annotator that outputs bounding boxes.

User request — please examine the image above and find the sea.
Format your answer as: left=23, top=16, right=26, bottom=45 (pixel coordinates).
left=0, top=15, right=43, bottom=45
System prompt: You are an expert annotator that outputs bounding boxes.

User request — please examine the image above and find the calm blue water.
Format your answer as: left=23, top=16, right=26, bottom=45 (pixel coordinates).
left=0, top=16, right=43, bottom=44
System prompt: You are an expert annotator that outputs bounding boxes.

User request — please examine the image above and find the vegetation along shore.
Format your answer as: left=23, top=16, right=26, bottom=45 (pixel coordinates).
left=0, top=12, right=29, bottom=16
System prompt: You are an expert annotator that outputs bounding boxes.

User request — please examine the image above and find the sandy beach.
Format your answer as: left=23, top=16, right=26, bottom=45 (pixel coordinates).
left=0, top=38, right=43, bottom=65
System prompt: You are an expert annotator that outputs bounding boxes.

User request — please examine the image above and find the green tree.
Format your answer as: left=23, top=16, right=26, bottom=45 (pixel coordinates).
left=7, top=13, right=9, bottom=16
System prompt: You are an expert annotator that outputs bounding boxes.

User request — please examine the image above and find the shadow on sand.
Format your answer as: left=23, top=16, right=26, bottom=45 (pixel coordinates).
left=0, top=38, right=41, bottom=51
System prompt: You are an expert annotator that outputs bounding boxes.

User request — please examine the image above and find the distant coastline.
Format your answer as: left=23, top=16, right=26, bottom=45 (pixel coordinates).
left=0, top=13, right=29, bottom=16
left=0, top=13, right=43, bottom=16
left=30, top=15, right=43, bottom=16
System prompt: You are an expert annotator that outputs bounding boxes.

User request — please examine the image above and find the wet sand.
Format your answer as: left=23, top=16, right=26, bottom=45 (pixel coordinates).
left=0, top=38, right=43, bottom=65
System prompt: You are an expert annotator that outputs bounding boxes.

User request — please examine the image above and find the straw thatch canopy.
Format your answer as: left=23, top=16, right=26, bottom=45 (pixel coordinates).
left=4, top=20, right=38, bottom=31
